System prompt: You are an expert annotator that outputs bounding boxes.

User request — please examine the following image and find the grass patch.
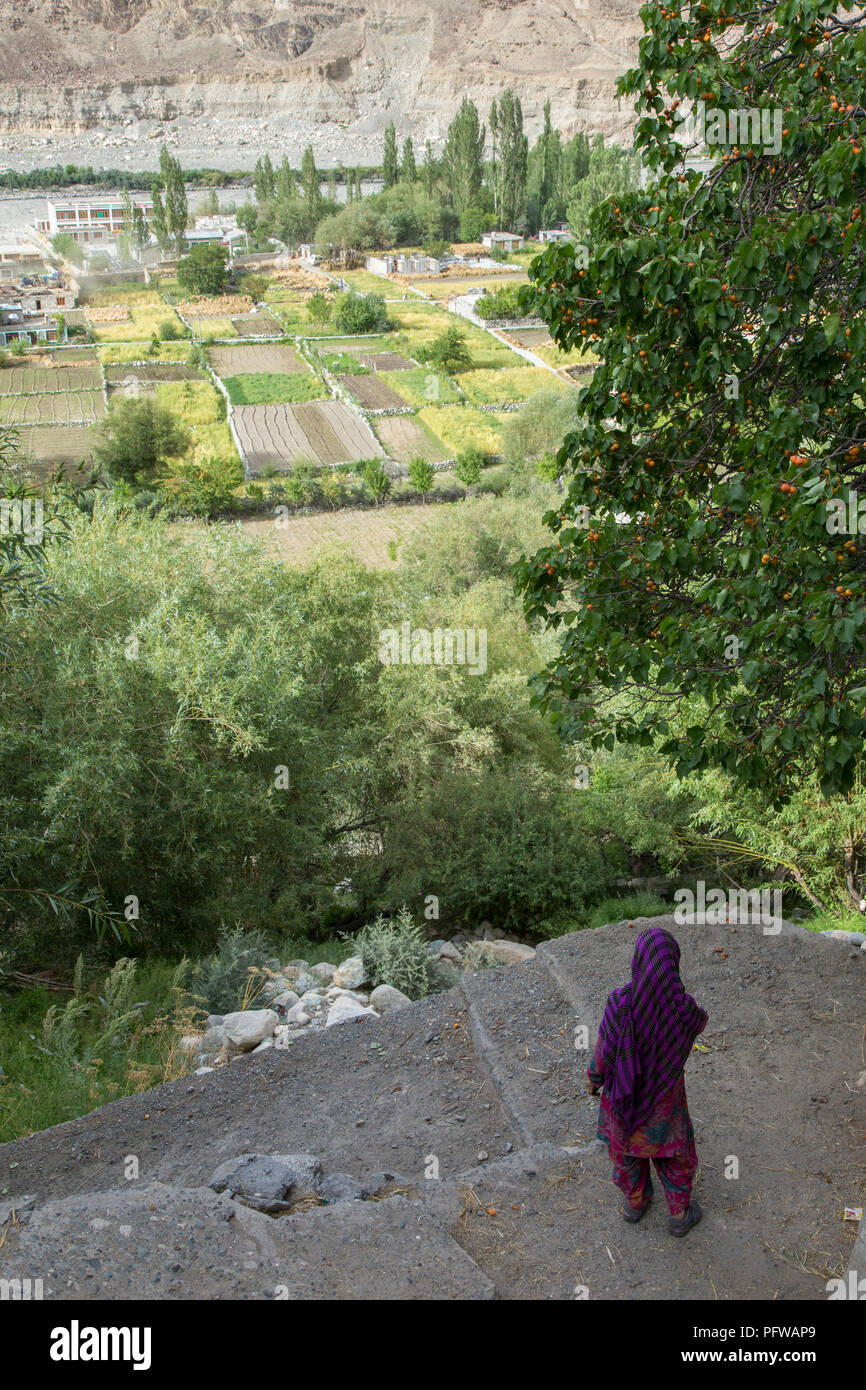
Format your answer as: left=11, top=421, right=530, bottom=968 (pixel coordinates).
left=0, top=959, right=196, bottom=1142
left=459, top=367, right=570, bottom=405
left=339, top=269, right=397, bottom=294
left=223, top=373, right=328, bottom=405
left=416, top=405, right=504, bottom=457
left=801, top=908, right=866, bottom=933
left=97, top=342, right=192, bottom=364
left=310, top=350, right=370, bottom=375
left=185, top=317, right=237, bottom=339
left=535, top=343, right=599, bottom=369
left=184, top=420, right=240, bottom=467
left=575, top=892, right=670, bottom=934
left=91, top=303, right=185, bottom=343
left=380, top=368, right=462, bottom=407
left=155, top=380, right=225, bottom=426
left=83, top=287, right=164, bottom=308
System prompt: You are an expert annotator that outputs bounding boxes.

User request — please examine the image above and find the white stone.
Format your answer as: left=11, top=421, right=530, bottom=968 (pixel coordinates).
left=369, top=984, right=412, bottom=1013
left=222, top=1009, right=279, bottom=1052
left=325, top=995, right=377, bottom=1027
left=479, top=940, right=536, bottom=965
left=252, top=1037, right=274, bottom=1052
left=333, top=956, right=367, bottom=989
left=311, top=962, right=336, bottom=984
left=285, top=1002, right=312, bottom=1027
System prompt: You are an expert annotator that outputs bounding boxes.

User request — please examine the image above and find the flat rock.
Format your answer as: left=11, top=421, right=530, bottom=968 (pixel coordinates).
left=209, top=1152, right=321, bottom=1210
left=480, top=940, right=536, bottom=965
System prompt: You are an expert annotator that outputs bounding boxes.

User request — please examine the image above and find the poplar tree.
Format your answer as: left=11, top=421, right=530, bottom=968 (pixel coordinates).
left=150, top=183, right=169, bottom=251
left=383, top=122, right=399, bottom=189
left=442, top=98, right=485, bottom=214
left=401, top=136, right=417, bottom=185
left=498, top=88, right=528, bottom=231
left=301, top=146, right=322, bottom=225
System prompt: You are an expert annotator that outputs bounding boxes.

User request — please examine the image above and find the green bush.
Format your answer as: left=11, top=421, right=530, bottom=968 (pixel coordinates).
left=361, top=458, right=392, bottom=503
left=159, top=319, right=181, bottom=341
left=334, top=291, right=391, bottom=335
left=454, top=446, right=483, bottom=487
left=192, top=926, right=274, bottom=1014
left=364, top=766, right=612, bottom=938
left=407, top=456, right=435, bottom=496
left=353, top=907, right=429, bottom=999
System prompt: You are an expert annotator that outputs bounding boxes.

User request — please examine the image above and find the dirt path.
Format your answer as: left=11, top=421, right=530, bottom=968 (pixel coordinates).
left=1, top=915, right=863, bottom=1300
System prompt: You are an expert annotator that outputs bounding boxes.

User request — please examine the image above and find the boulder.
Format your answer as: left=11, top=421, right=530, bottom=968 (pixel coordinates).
left=326, top=995, right=377, bottom=1027
left=221, top=1009, right=279, bottom=1053
left=284, top=1004, right=311, bottom=1028
left=199, top=1025, right=225, bottom=1053
left=208, top=1153, right=321, bottom=1212
left=271, top=990, right=300, bottom=1015
left=437, top=942, right=462, bottom=963
left=369, top=984, right=412, bottom=1013
left=252, top=1037, right=274, bottom=1053
left=317, top=1173, right=368, bottom=1204
left=293, top=971, right=322, bottom=995
left=311, top=962, right=336, bottom=984
left=333, top=956, right=367, bottom=989
left=479, top=940, right=536, bottom=965
left=205, top=1015, right=225, bottom=1030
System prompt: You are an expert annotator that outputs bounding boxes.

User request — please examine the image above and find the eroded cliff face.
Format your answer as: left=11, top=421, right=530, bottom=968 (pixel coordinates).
left=0, top=0, right=643, bottom=166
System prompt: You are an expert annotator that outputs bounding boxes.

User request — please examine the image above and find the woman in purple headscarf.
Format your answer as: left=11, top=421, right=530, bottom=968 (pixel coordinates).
left=587, top=926, right=708, bottom=1235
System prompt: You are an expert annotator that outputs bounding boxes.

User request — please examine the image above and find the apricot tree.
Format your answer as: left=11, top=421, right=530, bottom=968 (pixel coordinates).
left=516, top=0, right=866, bottom=797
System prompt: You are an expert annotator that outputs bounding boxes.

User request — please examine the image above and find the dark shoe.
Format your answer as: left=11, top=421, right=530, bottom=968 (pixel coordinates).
left=668, top=1201, right=702, bottom=1237
left=622, top=1201, right=650, bottom=1223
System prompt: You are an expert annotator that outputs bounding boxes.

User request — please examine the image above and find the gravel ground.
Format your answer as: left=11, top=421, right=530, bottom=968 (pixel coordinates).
left=1, top=915, right=863, bottom=1300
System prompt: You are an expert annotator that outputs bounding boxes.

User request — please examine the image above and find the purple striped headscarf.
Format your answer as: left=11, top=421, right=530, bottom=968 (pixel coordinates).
left=596, top=927, right=707, bottom=1135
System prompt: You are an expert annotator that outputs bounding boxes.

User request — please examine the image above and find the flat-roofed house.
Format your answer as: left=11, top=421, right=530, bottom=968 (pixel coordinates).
left=36, top=196, right=153, bottom=245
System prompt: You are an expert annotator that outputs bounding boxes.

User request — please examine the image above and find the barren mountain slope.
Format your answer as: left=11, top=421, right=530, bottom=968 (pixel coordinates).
left=0, top=0, right=644, bottom=165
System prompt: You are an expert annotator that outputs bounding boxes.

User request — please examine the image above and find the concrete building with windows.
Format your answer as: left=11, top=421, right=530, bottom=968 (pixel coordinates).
left=0, top=307, right=61, bottom=346
left=481, top=231, right=524, bottom=253
left=36, top=196, right=153, bottom=244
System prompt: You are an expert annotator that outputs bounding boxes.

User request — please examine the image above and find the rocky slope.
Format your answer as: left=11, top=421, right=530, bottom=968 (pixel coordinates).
left=0, top=0, right=644, bottom=170
left=0, top=915, right=863, bottom=1299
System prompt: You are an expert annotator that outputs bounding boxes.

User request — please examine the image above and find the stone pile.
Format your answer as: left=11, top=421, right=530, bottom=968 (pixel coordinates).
left=180, top=929, right=537, bottom=1072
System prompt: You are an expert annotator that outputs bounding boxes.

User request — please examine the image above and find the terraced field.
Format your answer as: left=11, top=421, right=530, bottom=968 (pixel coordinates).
left=0, top=364, right=102, bottom=394
left=234, top=400, right=385, bottom=473
left=239, top=503, right=436, bottom=567
left=338, top=374, right=407, bottom=410
left=344, top=350, right=417, bottom=371
left=373, top=413, right=449, bottom=464
left=231, top=311, right=282, bottom=337
left=104, top=363, right=203, bottom=383
left=209, top=344, right=309, bottom=376
left=0, top=390, right=106, bottom=426
left=459, top=367, right=570, bottom=405
left=15, top=425, right=99, bottom=477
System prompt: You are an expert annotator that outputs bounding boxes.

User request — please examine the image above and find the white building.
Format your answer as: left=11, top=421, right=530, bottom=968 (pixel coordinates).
left=481, top=231, right=524, bottom=253
left=538, top=228, right=571, bottom=244
left=36, top=195, right=153, bottom=245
